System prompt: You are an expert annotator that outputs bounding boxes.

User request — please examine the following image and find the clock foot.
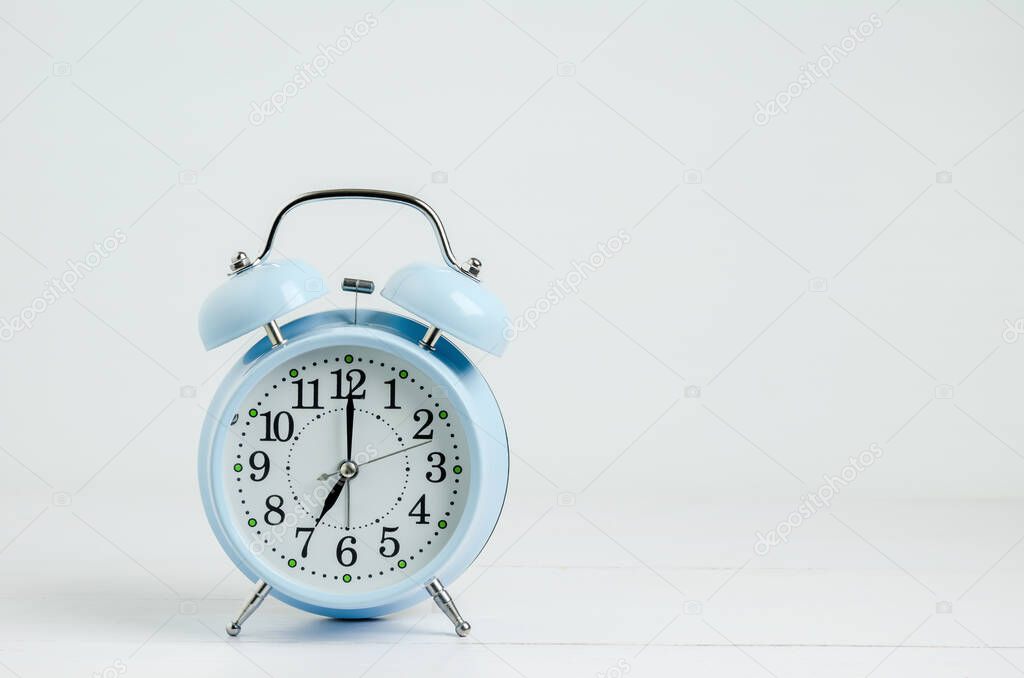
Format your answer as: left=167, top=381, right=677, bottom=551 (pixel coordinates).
left=425, top=578, right=471, bottom=637
left=225, top=579, right=271, bottom=637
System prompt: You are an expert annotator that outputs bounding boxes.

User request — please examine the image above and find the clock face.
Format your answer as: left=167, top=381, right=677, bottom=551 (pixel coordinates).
left=223, top=345, right=469, bottom=593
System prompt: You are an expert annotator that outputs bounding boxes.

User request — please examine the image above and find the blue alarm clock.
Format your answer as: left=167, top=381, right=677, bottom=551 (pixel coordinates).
left=197, top=189, right=510, bottom=637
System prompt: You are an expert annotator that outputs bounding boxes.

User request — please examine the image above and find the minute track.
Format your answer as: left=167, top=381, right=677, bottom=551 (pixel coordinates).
left=227, top=347, right=470, bottom=592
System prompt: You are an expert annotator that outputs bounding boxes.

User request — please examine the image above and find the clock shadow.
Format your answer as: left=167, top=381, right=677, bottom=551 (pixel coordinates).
left=280, top=615, right=447, bottom=642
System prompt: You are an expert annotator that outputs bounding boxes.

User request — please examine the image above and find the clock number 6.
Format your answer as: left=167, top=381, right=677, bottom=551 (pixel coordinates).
left=378, top=526, right=400, bottom=558
left=336, top=535, right=357, bottom=567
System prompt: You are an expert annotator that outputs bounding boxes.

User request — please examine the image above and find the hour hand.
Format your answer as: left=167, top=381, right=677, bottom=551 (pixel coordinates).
left=315, top=476, right=347, bottom=527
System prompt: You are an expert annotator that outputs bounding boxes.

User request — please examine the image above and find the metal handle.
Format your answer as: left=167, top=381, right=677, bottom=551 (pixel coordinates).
left=243, top=189, right=477, bottom=280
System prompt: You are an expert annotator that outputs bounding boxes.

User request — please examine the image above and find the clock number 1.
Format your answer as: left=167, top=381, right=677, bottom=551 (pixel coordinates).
left=384, top=379, right=401, bottom=410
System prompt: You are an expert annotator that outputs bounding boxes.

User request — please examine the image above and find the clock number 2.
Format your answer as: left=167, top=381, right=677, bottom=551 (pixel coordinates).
left=412, top=409, right=433, bottom=440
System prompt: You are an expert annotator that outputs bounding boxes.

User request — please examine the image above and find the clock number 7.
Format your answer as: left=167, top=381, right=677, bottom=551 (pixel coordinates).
left=295, top=527, right=314, bottom=558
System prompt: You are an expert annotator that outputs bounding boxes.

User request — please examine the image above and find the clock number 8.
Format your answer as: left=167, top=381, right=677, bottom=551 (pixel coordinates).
left=264, top=495, right=285, bottom=525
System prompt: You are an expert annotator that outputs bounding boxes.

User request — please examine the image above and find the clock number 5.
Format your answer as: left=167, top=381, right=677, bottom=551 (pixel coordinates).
left=378, top=526, right=400, bottom=558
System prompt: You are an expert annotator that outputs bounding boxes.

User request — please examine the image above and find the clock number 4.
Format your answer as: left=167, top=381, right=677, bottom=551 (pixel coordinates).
left=408, top=494, right=430, bottom=524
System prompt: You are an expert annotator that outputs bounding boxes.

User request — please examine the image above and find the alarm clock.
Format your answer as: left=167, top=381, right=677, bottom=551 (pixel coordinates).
left=197, top=189, right=510, bottom=637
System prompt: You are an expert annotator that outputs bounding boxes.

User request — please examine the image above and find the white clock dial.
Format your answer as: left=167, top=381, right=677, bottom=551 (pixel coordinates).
left=224, top=346, right=469, bottom=592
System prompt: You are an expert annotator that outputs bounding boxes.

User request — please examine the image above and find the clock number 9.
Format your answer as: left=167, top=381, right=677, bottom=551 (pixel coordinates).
left=336, top=535, right=357, bottom=567
left=426, top=452, right=446, bottom=483
left=378, top=526, right=400, bottom=558
left=248, top=451, right=269, bottom=482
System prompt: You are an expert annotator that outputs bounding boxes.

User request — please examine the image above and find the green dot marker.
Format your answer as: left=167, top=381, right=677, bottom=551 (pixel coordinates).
left=438, top=520, right=447, bottom=529
left=233, top=463, right=243, bottom=472
left=438, top=410, right=448, bottom=419
left=345, top=354, right=354, bottom=364
left=247, top=518, right=257, bottom=527
left=287, top=558, right=297, bottom=568
left=342, top=574, right=352, bottom=583
left=453, top=465, right=462, bottom=475
left=248, top=408, right=258, bottom=418
left=289, top=369, right=299, bottom=378
left=397, top=560, right=407, bottom=569
left=399, top=370, right=408, bottom=379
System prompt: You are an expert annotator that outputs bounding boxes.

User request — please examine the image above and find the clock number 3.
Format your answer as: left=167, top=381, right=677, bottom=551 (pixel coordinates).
left=426, top=452, right=446, bottom=483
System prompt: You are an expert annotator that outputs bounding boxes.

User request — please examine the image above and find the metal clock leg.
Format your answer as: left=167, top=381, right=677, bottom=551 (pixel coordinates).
left=226, top=579, right=271, bottom=637
left=425, top=578, right=471, bottom=637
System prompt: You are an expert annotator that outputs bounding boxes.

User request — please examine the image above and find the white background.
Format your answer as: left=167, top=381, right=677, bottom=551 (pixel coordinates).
left=1, top=1, right=1023, bottom=676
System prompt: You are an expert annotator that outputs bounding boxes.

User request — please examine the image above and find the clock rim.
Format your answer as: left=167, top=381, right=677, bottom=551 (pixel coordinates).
left=198, top=309, right=509, bottom=618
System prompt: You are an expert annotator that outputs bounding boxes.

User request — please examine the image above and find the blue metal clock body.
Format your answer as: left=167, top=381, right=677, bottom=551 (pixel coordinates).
left=198, top=308, right=509, bottom=618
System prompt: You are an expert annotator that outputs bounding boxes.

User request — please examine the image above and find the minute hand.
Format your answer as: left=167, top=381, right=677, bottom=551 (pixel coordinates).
left=362, top=439, right=432, bottom=467
left=345, top=395, right=355, bottom=462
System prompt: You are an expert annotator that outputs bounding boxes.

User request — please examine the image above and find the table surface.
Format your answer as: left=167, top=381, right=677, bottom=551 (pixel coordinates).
left=2, top=499, right=1022, bottom=677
